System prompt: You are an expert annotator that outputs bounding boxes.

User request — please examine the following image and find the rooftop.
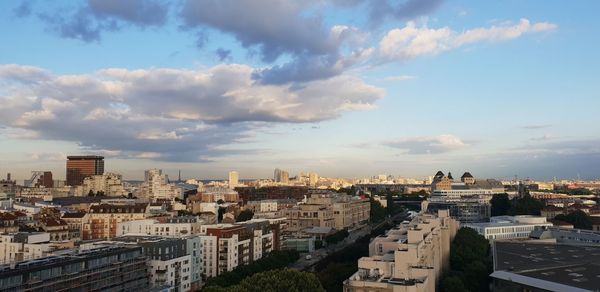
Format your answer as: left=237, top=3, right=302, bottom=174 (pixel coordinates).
left=493, top=242, right=600, bottom=291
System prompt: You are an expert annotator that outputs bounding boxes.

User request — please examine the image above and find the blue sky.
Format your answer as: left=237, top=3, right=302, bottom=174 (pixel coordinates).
left=1, top=0, right=599, bottom=181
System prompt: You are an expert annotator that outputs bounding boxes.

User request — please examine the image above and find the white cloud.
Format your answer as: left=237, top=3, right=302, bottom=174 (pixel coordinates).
left=137, top=152, right=161, bottom=158
left=378, top=18, right=557, bottom=61
left=0, top=64, right=384, bottom=161
left=384, top=134, right=468, bottom=154
left=384, top=75, right=417, bottom=81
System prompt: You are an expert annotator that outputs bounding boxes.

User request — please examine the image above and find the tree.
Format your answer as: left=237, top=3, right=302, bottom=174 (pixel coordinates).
left=236, top=209, right=254, bottom=222
left=316, top=263, right=357, bottom=292
left=490, top=193, right=511, bottom=216
left=325, top=229, right=349, bottom=245
left=217, top=199, right=225, bottom=205
left=87, top=190, right=95, bottom=196
left=442, top=227, right=491, bottom=292
left=369, top=196, right=386, bottom=222
left=440, top=275, right=468, bottom=292
left=204, top=250, right=300, bottom=289
left=204, top=269, right=325, bottom=292
left=217, top=207, right=227, bottom=222
left=509, top=195, right=544, bottom=216
left=386, top=193, right=403, bottom=215
left=555, top=210, right=592, bottom=230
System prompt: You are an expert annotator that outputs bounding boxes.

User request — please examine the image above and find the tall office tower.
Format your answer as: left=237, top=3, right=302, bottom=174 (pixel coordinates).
left=274, top=168, right=282, bottom=182
left=229, top=171, right=239, bottom=187
left=66, top=156, right=104, bottom=186
left=35, top=171, right=54, bottom=188
left=309, top=172, right=319, bottom=186
left=281, top=171, right=289, bottom=184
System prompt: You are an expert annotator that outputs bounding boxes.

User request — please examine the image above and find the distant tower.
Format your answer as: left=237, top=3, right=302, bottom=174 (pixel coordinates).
left=178, top=170, right=181, bottom=182
left=274, top=168, right=282, bottom=182
left=66, top=155, right=104, bottom=186
left=229, top=171, right=239, bottom=188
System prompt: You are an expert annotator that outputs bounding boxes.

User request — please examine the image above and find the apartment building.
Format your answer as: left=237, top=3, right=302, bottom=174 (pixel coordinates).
left=332, top=195, right=370, bottom=230
left=139, top=169, right=182, bottom=201
left=280, top=193, right=369, bottom=232
left=199, top=219, right=278, bottom=277
left=39, top=218, right=70, bottom=241
left=247, top=200, right=278, bottom=213
left=61, top=212, right=88, bottom=240
left=116, top=216, right=203, bottom=237
left=85, top=202, right=148, bottom=240
left=0, top=212, right=20, bottom=233
left=0, top=233, right=54, bottom=265
left=344, top=205, right=459, bottom=292
left=80, top=172, right=127, bottom=196
left=0, top=245, right=149, bottom=291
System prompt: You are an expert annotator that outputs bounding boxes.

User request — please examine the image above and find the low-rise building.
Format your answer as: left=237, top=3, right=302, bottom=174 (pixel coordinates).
left=529, top=226, right=600, bottom=245
left=344, top=205, right=459, bottom=292
left=490, top=241, right=600, bottom=292
left=428, top=197, right=491, bottom=223
left=464, top=215, right=552, bottom=240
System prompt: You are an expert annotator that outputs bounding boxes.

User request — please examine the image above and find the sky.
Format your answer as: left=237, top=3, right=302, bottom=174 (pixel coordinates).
left=1, top=0, right=599, bottom=181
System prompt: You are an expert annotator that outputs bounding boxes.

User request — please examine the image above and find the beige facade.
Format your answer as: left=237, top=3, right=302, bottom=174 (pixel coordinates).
left=333, top=197, right=370, bottom=230
left=85, top=203, right=148, bottom=239
left=344, top=208, right=459, bottom=292
left=279, top=203, right=335, bottom=232
left=280, top=193, right=369, bottom=232
left=80, top=172, right=127, bottom=196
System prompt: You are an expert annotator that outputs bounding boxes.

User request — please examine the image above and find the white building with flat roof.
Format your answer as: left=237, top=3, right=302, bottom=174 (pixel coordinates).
left=344, top=206, right=459, bottom=292
left=464, top=215, right=552, bottom=240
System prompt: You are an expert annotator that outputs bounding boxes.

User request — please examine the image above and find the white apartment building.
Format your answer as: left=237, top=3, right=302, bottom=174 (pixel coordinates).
left=139, top=169, right=182, bottom=201
left=199, top=235, right=218, bottom=278
left=0, top=232, right=53, bottom=264
left=464, top=215, right=553, bottom=240
left=199, top=219, right=277, bottom=278
left=116, top=216, right=203, bottom=237
left=80, top=172, right=127, bottom=196
left=344, top=205, right=459, bottom=292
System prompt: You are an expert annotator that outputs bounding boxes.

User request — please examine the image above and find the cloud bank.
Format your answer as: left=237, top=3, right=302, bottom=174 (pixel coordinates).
left=0, top=64, right=383, bottom=162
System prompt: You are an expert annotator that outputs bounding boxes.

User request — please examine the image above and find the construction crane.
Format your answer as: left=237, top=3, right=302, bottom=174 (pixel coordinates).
left=27, top=171, right=46, bottom=187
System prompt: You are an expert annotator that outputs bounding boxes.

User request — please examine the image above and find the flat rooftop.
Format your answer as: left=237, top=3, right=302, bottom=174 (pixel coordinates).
left=493, top=242, right=600, bottom=291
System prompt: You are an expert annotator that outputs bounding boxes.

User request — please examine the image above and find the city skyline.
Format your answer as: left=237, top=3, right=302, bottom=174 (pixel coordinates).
left=2, top=1, right=600, bottom=180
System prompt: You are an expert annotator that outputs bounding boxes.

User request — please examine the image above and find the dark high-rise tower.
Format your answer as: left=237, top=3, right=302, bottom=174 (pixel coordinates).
left=66, top=156, right=104, bottom=186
